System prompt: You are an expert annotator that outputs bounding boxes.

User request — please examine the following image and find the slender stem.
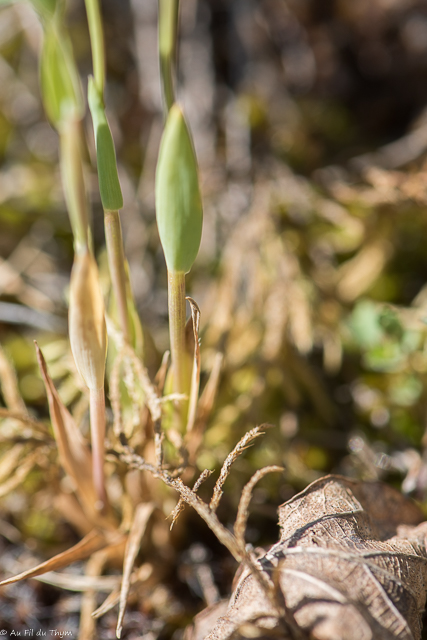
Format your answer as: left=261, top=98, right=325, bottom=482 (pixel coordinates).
left=168, top=270, right=186, bottom=425
left=104, top=210, right=131, bottom=344
left=89, top=386, right=107, bottom=510
left=60, top=121, right=90, bottom=255
left=158, top=0, right=179, bottom=113
left=84, top=0, right=105, bottom=95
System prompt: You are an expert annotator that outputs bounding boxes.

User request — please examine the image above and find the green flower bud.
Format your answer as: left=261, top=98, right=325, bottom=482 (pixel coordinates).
left=69, top=251, right=107, bottom=391
left=155, top=104, right=203, bottom=274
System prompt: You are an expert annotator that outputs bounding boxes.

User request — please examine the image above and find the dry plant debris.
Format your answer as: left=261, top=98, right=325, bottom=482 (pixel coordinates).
left=188, top=475, right=427, bottom=640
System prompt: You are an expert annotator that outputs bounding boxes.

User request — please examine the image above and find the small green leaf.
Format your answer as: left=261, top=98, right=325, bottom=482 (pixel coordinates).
left=155, top=104, right=203, bottom=274
left=40, top=21, right=83, bottom=127
left=88, top=77, right=123, bottom=211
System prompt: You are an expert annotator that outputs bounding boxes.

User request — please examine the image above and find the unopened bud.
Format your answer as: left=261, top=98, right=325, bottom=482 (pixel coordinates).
left=155, top=104, right=203, bottom=274
left=69, top=251, right=107, bottom=390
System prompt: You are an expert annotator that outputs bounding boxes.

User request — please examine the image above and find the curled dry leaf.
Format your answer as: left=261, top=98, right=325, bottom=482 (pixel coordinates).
left=188, top=475, right=427, bottom=640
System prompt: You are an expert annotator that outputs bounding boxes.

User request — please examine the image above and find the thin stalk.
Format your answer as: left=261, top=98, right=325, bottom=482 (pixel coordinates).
left=89, top=386, right=107, bottom=510
left=84, top=0, right=131, bottom=344
left=104, top=210, right=131, bottom=344
left=168, top=270, right=186, bottom=425
left=60, top=121, right=90, bottom=254
left=84, top=0, right=105, bottom=95
left=158, top=0, right=179, bottom=113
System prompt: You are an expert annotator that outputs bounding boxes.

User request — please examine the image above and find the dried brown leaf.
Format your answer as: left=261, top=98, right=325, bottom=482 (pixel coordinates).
left=35, top=571, right=121, bottom=592
left=0, top=530, right=107, bottom=587
left=35, top=343, right=99, bottom=519
left=198, top=475, right=427, bottom=640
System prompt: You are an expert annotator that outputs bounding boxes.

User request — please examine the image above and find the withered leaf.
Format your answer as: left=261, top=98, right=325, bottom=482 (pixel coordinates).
left=0, top=530, right=107, bottom=587
left=35, top=343, right=99, bottom=520
left=189, top=475, right=427, bottom=640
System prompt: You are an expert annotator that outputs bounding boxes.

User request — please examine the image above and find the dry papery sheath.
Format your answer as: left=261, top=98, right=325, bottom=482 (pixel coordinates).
left=69, top=250, right=107, bottom=391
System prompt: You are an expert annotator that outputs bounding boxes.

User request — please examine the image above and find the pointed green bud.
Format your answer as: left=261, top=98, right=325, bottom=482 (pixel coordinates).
left=40, top=21, right=84, bottom=127
left=88, top=77, right=123, bottom=211
left=155, top=104, right=203, bottom=274
left=69, top=251, right=107, bottom=391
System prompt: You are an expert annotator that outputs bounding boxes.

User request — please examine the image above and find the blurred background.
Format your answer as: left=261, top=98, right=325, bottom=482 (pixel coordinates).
left=2, top=0, right=427, bottom=636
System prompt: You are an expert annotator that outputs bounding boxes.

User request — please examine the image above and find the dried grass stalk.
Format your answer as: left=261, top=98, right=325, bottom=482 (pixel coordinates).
left=116, top=503, right=155, bottom=638
left=170, top=468, right=212, bottom=530
left=0, top=408, right=50, bottom=437
left=92, top=564, right=152, bottom=619
left=185, top=297, right=201, bottom=433
left=155, top=350, right=170, bottom=395
left=0, top=345, right=26, bottom=413
left=109, top=349, right=124, bottom=438
left=209, top=425, right=270, bottom=512
left=234, top=466, right=283, bottom=550
left=0, top=449, right=40, bottom=498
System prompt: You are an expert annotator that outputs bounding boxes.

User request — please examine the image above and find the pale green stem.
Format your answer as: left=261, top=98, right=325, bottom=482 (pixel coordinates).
left=84, top=1, right=131, bottom=343
left=89, top=386, right=107, bottom=510
left=105, top=210, right=131, bottom=344
left=84, top=0, right=105, bottom=95
left=168, top=270, right=186, bottom=425
left=158, top=0, right=179, bottom=113
left=60, top=121, right=90, bottom=255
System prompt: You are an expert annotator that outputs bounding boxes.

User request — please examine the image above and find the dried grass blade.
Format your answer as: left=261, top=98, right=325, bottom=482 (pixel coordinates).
left=35, top=571, right=121, bottom=592
left=0, top=444, right=25, bottom=484
left=0, top=408, right=50, bottom=437
left=0, top=530, right=107, bottom=586
left=110, top=350, right=124, bottom=438
left=35, top=342, right=98, bottom=513
left=0, top=449, right=40, bottom=498
left=92, top=587, right=121, bottom=618
left=170, top=468, right=212, bottom=530
left=196, top=352, right=223, bottom=426
left=185, top=297, right=201, bottom=433
left=209, top=425, right=270, bottom=512
left=123, top=345, right=163, bottom=467
left=0, top=345, right=26, bottom=413
left=92, top=564, right=153, bottom=619
left=234, top=466, right=283, bottom=550
left=155, top=349, right=170, bottom=395
left=116, top=502, right=155, bottom=638
left=124, top=346, right=161, bottom=423
left=187, top=352, right=223, bottom=464
left=79, top=548, right=109, bottom=640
